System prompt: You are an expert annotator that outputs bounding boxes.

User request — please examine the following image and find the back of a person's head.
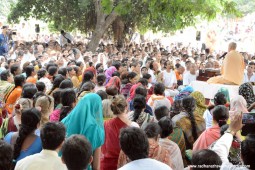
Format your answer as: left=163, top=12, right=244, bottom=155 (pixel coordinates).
left=111, top=95, right=127, bottom=115
left=182, top=96, right=196, bottom=113
left=96, top=90, right=108, bottom=100
left=97, top=74, right=106, bottom=86
left=133, top=94, right=146, bottom=111
left=14, top=108, right=41, bottom=159
left=154, top=106, right=169, bottom=121
left=0, top=70, right=10, bottom=81
left=35, top=95, right=54, bottom=122
left=0, top=140, right=13, bottom=170
left=106, top=86, right=118, bottom=96
left=214, top=92, right=227, bottom=105
left=135, top=86, right=147, bottom=97
left=138, top=78, right=148, bottom=87
left=158, top=116, right=173, bottom=138
left=22, top=83, right=38, bottom=99
left=191, top=149, right=222, bottom=170
left=40, top=122, right=66, bottom=150
left=142, top=73, right=151, bottom=80
left=62, top=135, right=92, bottom=170
left=143, top=122, right=161, bottom=139
left=48, top=66, right=58, bottom=76
left=25, top=65, right=34, bottom=77
left=14, top=75, right=25, bottom=87
left=212, top=105, right=229, bottom=127
left=59, top=79, right=73, bottom=89
left=154, top=83, right=165, bottom=95
left=58, top=67, right=67, bottom=77
left=78, top=81, right=95, bottom=94
left=119, top=127, right=149, bottom=161
left=36, top=81, right=46, bottom=92
left=241, top=134, right=255, bottom=169
left=59, top=88, right=76, bottom=121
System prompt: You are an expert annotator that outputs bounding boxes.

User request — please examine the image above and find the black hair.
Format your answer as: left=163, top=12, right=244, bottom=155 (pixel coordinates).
left=7, top=59, right=14, bottom=66
left=46, top=63, right=58, bottom=72
left=25, top=65, right=34, bottom=78
left=0, top=70, right=11, bottom=81
left=10, top=64, right=20, bottom=76
left=212, top=105, right=229, bottom=127
left=66, top=66, right=73, bottom=73
left=96, top=63, right=103, bottom=70
left=138, top=78, right=148, bottom=87
left=97, top=74, right=106, bottom=86
left=77, top=82, right=95, bottom=97
left=13, top=108, right=41, bottom=160
left=132, top=95, right=146, bottom=122
left=96, top=90, right=108, bottom=100
left=36, top=81, right=46, bottom=92
left=37, top=69, right=47, bottom=80
left=59, top=79, right=73, bottom=89
left=62, top=135, right=92, bottom=170
left=48, top=66, right=58, bottom=76
left=106, top=86, right=118, bottom=96
left=241, top=134, right=255, bottom=169
left=143, top=122, right=161, bottom=140
left=154, top=106, right=169, bottom=121
left=59, top=89, right=76, bottom=121
left=48, top=75, right=65, bottom=95
left=40, top=122, right=66, bottom=150
left=58, top=67, right=67, bottom=77
left=14, top=75, right=25, bottom=87
left=73, top=66, right=79, bottom=76
left=80, top=71, right=94, bottom=89
left=135, top=86, right=147, bottom=97
left=154, top=83, right=165, bottom=95
left=53, top=89, right=62, bottom=109
left=214, top=92, right=227, bottom=105
left=158, top=116, right=173, bottom=138
left=120, top=127, right=149, bottom=161
left=22, top=83, right=38, bottom=99
left=192, top=149, right=222, bottom=170
left=112, top=71, right=120, bottom=77
left=76, top=61, right=83, bottom=67
left=142, top=73, right=151, bottom=80
left=182, top=96, right=198, bottom=141
left=122, top=72, right=137, bottom=84
left=0, top=140, right=13, bottom=170
left=112, top=61, right=121, bottom=70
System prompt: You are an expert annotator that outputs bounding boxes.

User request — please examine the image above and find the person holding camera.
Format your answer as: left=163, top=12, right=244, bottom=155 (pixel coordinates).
left=211, top=112, right=255, bottom=169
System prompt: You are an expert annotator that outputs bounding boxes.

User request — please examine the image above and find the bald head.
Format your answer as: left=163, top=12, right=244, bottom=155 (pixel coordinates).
left=228, top=42, right=237, bottom=52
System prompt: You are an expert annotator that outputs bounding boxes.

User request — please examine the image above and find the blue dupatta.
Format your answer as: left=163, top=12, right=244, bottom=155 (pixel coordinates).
left=61, top=93, right=105, bottom=152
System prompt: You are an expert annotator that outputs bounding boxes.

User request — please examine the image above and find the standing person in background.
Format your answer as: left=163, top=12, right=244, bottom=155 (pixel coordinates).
left=60, top=30, right=74, bottom=47
left=0, top=26, right=9, bottom=57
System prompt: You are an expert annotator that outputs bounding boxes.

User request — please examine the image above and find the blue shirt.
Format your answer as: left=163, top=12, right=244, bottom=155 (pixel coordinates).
left=4, top=132, right=42, bottom=162
left=0, top=34, right=8, bottom=56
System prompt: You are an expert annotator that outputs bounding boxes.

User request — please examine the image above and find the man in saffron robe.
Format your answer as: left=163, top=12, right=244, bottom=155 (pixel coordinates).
left=207, top=42, right=244, bottom=85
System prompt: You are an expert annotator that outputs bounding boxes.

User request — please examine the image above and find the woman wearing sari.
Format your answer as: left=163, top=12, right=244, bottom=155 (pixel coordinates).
left=193, top=105, right=229, bottom=152
left=100, top=95, right=138, bottom=170
left=105, top=66, right=117, bottom=84
left=190, top=91, right=207, bottom=116
left=61, top=93, right=104, bottom=170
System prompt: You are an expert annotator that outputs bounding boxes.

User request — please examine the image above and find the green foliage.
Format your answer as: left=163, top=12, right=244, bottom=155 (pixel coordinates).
left=233, top=0, right=255, bottom=15
left=8, top=0, right=241, bottom=34
left=0, top=0, right=17, bottom=18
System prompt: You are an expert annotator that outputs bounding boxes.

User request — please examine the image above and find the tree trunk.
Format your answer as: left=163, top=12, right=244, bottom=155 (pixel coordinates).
left=88, top=0, right=118, bottom=52
left=88, top=25, right=106, bottom=52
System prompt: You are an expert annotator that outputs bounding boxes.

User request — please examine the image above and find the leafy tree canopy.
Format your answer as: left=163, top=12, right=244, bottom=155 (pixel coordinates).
left=8, top=0, right=241, bottom=33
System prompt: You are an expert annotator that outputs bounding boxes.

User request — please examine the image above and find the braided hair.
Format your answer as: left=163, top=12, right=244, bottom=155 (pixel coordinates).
left=132, top=95, right=146, bottom=122
left=13, top=108, right=41, bottom=160
left=182, top=96, right=198, bottom=140
left=59, top=89, right=76, bottom=121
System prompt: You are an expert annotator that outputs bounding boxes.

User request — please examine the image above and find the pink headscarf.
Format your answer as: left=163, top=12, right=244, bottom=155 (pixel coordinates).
left=229, top=95, right=248, bottom=119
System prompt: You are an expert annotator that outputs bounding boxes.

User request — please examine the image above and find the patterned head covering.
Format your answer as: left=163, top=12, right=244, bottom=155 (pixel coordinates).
left=190, top=91, right=207, bottom=116
left=174, top=86, right=194, bottom=101
left=239, top=82, right=255, bottom=108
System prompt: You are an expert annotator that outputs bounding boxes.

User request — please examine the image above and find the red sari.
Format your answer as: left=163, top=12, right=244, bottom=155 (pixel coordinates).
left=101, top=117, right=128, bottom=170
